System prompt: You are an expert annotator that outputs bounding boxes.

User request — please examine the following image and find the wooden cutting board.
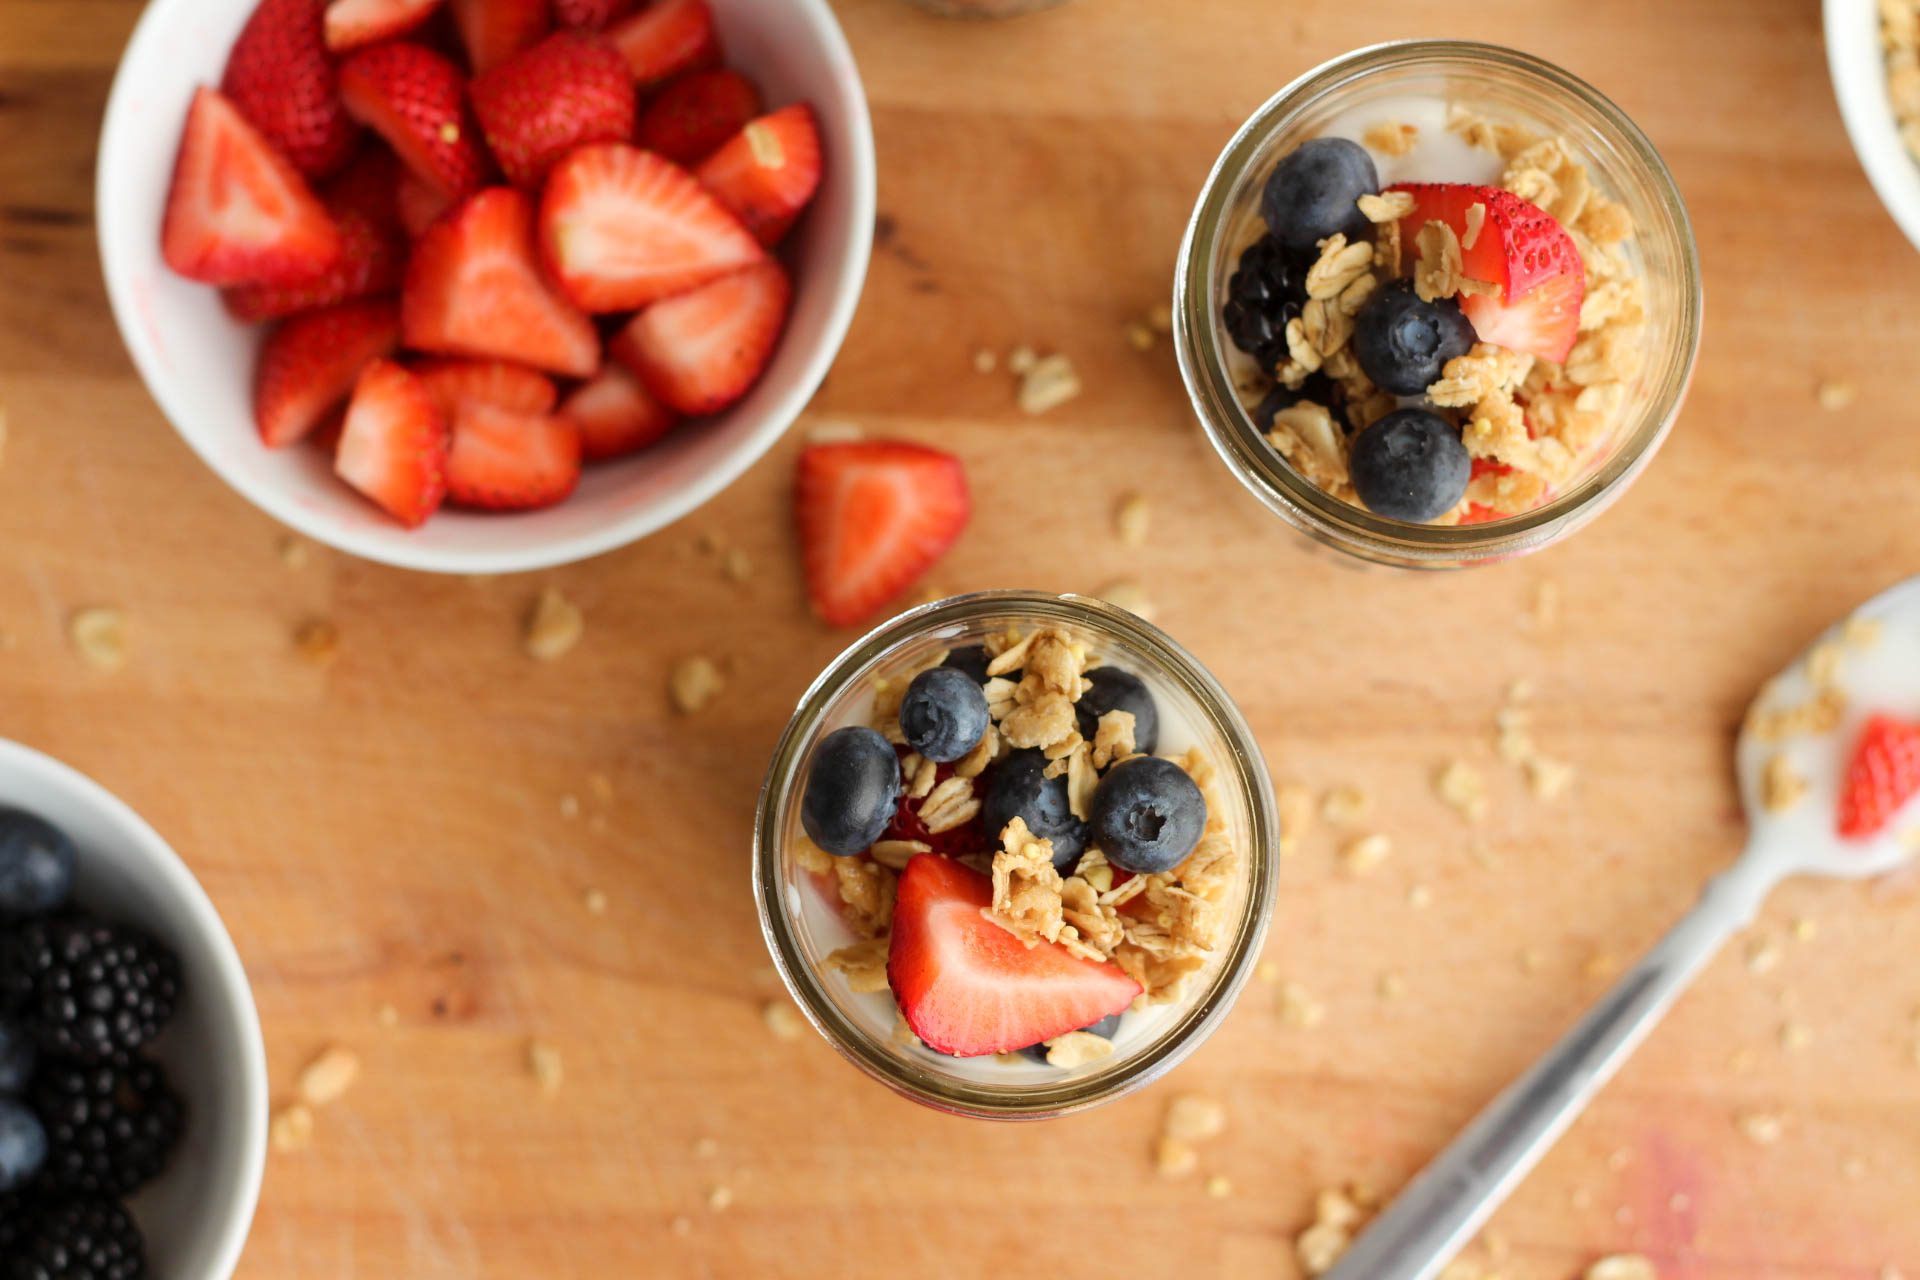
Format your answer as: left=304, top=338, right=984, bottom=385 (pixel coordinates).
left=1, top=0, right=1917, bottom=1275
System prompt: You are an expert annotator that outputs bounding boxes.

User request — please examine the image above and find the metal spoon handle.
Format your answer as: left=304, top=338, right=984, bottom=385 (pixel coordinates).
left=1321, top=854, right=1780, bottom=1280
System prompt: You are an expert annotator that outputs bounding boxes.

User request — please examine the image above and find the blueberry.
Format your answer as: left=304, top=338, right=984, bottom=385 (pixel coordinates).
left=900, top=667, right=990, bottom=764
left=0, top=1019, right=34, bottom=1094
left=0, top=1098, right=45, bottom=1192
left=1019, top=1012, right=1124, bottom=1063
left=801, top=727, right=902, bottom=856
left=1349, top=408, right=1471, bottom=523
left=1252, top=372, right=1346, bottom=433
left=0, top=810, right=75, bottom=917
left=1089, top=756, right=1207, bottom=875
left=1259, top=137, right=1379, bottom=253
left=1352, top=279, right=1478, bottom=395
left=1223, top=235, right=1312, bottom=370
left=942, top=644, right=994, bottom=685
left=981, top=750, right=1085, bottom=870
left=1074, top=667, right=1160, bottom=756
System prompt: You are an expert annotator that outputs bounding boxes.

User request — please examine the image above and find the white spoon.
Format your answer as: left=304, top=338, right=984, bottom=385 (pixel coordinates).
left=1322, top=574, right=1920, bottom=1280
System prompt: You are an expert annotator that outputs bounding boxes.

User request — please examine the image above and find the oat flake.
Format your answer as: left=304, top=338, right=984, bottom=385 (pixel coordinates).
left=69, top=608, right=128, bottom=671
left=527, top=1039, right=563, bottom=1093
left=524, top=588, right=583, bottom=661
left=669, top=656, right=725, bottom=714
left=297, top=1045, right=360, bottom=1107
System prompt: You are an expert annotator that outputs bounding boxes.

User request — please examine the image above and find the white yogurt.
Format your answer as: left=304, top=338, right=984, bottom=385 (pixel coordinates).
left=1319, top=94, right=1506, bottom=186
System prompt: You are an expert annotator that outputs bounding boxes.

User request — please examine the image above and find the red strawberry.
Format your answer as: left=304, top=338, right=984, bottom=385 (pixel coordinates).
left=321, top=146, right=406, bottom=232
left=414, top=358, right=557, bottom=420
left=883, top=776, right=987, bottom=856
left=558, top=362, right=678, bottom=461
left=887, top=854, right=1140, bottom=1057
left=694, top=103, right=822, bottom=246
left=443, top=402, right=582, bottom=509
left=162, top=87, right=344, bottom=287
left=539, top=143, right=762, bottom=312
left=334, top=357, right=449, bottom=526
left=1837, top=714, right=1920, bottom=838
left=338, top=42, right=490, bottom=201
left=609, top=258, right=787, bottom=413
left=221, top=171, right=408, bottom=321
left=608, top=0, right=720, bottom=90
left=553, top=0, right=636, bottom=29
left=221, top=0, right=358, bottom=180
left=397, top=170, right=456, bottom=236
left=791, top=440, right=970, bottom=628
left=325, top=0, right=444, bottom=51
left=470, top=31, right=636, bottom=190
left=1458, top=272, right=1585, bottom=364
left=402, top=187, right=601, bottom=378
left=254, top=299, right=401, bottom=447
left=636, top=68, right=761, bottom=165
left=448, top=0, right=550, bottom=72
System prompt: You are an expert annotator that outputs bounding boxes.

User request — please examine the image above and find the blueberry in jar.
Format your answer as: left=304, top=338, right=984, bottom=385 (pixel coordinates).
left=941, top=644, right=995, bottom=685
left=1259, top=137, right=1379, bottom=253
left=1349, top=408, right=1472, bottom=523
left=801, top=726, right=903, bottom=856
left=0, top=809, right=77, bottom=917
left=981, top=749, right=1085, bottom=871
left=899, top=667, right=990, bottom=764
left=1352, top=279, right=1478, bottom=396
left=1251, top=372, right=1345, bottom=433
left=1089, top=756, right=1207, bottom=876
left=1073, top=666, right=1160, bottom=756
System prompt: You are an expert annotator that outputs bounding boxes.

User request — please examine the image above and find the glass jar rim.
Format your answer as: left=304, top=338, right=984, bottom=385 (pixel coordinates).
left=751, top=591, right=1281, bottom=1119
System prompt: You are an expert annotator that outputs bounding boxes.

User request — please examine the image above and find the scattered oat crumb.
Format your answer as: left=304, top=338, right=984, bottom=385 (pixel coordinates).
left=524, top=588, right=584, bottom=661
left=1881, top=1268, right=1906, bottom=1280
left=1746, top=935, right=1783, bottom=974
left=722, top=547, right=752, bottom=582
left=670, top=1215, right=693, bottom=1236
left=669, top=656, right=725, bottom=714
left=376, top=1003, right=399, bottom=1027
left=707, top=1185, right=734, bottom=1212
left=583, top=888, right=608, bottom=915
left=1147, top=303, right=1173, bottom=334
left=559, top=793, right=580, bottom=819
left=1584, top=951, right=1622, bottom=980
left=1154, top=1135, right=1198, bottom=1177
left=1125, top=320, right=1155, bottom=352
left=1843, top=1155, right=1869, bottom=1181
left=1586, top=1254, right=1657, bottom=1280
left=1780, top=1019, right=1814, bottom=1052
left=1279, top=981, right=1326, bottom=1028
left=296, top=1045, right=360, bottom=1107
left=293, top=619, right=339, bottom=664
left=1525, top=755, right=1575, bottom=800
left=1276, top=781, right=1313, bottom=856
left=1606, top=1147, right=1631, bottom=1172
left=1377, top=971, right=1406, bottom=1000
left=1164, top=1093, right=1228, bottom=1142
left=1530, top=580, right=1561, bottom=630
left=1114, top=491, right=1151, bottom=547
left=1340, top=833, right=1391, bottom=876
left=1095, top=579, right=1155, bottom=621
left=1736, top=1108, right=1786, bottom=1145
left=805, top=420, right=864, bottom=445
left=694, top=1136, right=720, bottom=1158
left=1205, top=1174, right=1233, bottom=1199
left=972, top=348, right=997, bottom=374
left=1791, top=916, right=1817, bottom=942
left=1507, top=678, right=1535, bottom=702
left=277, top=536, right=309, bottom=569
left=1519, top=946, right=1546, bottom=973
left=1570, top=1186, right=1594, bottom=1209
left=1435, top=759, right=1489, bottom=820
left=1407, top=884, right=1433, bottom=909
left=1321, top=785, right=1369, bottom=825
left=762, top=1000, right=805, bottom=1042
left=1256, top=960, right=1281, bottom=984
left=1816, top=378, right=1856, bottom=411
left=69, top=607, right=128, bottom=671
left=527, top=1038, right=563, bottom=1093
left=1018, top=353, right=1083, bottom=415
left=1761, top=753, right=1807, bottom=814
left=270, top=1103, right=314, bottom=1153
left=1007, top=345, right=1038, bottom=375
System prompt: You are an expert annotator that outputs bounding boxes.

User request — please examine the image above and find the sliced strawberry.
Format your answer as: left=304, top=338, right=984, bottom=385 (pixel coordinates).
left=887, top=854, right=1140, bottom=1057
left=694, top=104, right=822, bottom=246
left=558, top=362, right=678, bottom=461
left=322, top=146, right=406, bottom=232
left=254, top=299, right=401, bottom=447
left=608, top=0, right=720, bottom=90
left=402, top=187, right=601, bottom=378
left=792, top=440, right=970, bottom=628
left=222, top=180, right=407, bottom=321
left=553, top=0, right=637, bottom=28
left=444, top=402, right=582, bottom=509
left=414, top=358, right=557, bottom=420
left=1837, top=714, right=1920, bottom=838
left=448, top=0, right=551, bottom=72
left=883, top=775, right=987, bottom=856
left=609, top=258, right=787, bottom=413
left=334, top=357, right=449, bottom=526
left=221, top=0, right=359, bottom=180
left=1458, top=272, right=1584, bottom=364
left=635, top=68, right=761, bottom=165
left=325, top=0, right=444, bottom=51
left=396, top=170, right=456, bottom=236
left=539, top=143, right=762, bottom=312
left=163, top=87, right=344, bottom=287
left=338, top=42, right=490, bottom=201
left=470, top=31, right=636, bottom=190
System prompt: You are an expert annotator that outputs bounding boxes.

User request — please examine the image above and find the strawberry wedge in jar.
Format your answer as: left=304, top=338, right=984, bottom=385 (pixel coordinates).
left=752, top=593, right=1279, bottom=1119
left=1174, top=42, right=1702, bottom=568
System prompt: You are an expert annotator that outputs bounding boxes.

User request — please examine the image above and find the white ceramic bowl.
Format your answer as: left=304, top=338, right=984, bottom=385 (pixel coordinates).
left=1827, top=0, right=1920, bottom=250
left=97, top=0, right=875, bottom=574
left=0, top=739, right=266, bottom=1279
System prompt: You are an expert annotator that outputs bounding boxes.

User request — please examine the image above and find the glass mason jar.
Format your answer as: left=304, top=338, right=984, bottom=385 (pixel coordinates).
left=752, top=592, right=1280, bottom=1120
left=1173, top=41, right=1704, bottom=569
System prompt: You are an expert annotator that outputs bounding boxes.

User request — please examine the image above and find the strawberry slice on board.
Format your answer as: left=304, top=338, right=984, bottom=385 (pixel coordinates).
left=334, top=357, right=450, bottom=527
left=553, top=0, right=637, bottom=29
left=887, top=854, right=1141, bottom=1058
left=221, top=0, right=359, bottom=180
left=402, top=187, right=601, bottom=378
left=338, top=42, right=491, bottom=201
left=253, top=299, right=401, bottom=447
left=1837, top=714, right=1920, bottom=839
left=470, top=31, right=636, bottom=190
left=557, top=362, right=679, bottom=461
left=444, top=402, right=583, bottom=509
left=792, top=439, right=970, bottom=629
left=325, top=0, right=445, bottom=52
left=539, top=144, right=763, bottom=313
left=163, top=87, right=344, bottom=287
left=448, top=0, right=551, bottom=73
left=694, top=103, right=823, bottom=246
left=636, top=68, right=761, bottom=165
left=607, top=0, right=721, bottom=91
left=609, top=258, right=788, bottom=414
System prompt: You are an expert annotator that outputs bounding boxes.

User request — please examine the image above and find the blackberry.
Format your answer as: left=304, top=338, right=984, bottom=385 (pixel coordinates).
left=2, top=919, right=179, bottom=1062
left=31, top=1058, right=183, bottom=1197
left=3, top=1197, right=147, bottom=1280
left=1222, top=234, right=1312, bottom=371
left=1251, top=372, right=1347, bottom=435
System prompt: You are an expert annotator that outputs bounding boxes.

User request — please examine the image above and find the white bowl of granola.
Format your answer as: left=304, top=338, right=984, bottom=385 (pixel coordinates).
left=1827, top=0, right=1920, bottom=250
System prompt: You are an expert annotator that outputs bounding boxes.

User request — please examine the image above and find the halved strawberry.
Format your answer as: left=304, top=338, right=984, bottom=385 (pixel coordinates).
left=334, top=357, right=449, bottom=526
left=470, top=31, right=636, bottom=190
left=448, top=0, right=551, bottom=72
left=1838, top=714, right=1920, bottom=838
left=221, top=0, right=359, bottom=180
left=162, top=87, right=344, bottom=287
left=558, top=362, right=678, bottom=461
left=221, top=174, right=408, bottom=321
left=792, top=440, right=970, bottom=628
left=539, top=143, right=763, bottom=312
left=636, top=68, right=761, bottom=165
left=1458, top=273, right=1585, bottom=364
left=887, top=854, right=1140, bottom=1057
left=553, top=0, right=637, bottom=29
left=414, top=358, right=557, bottom=419
left=396, top=170, right=456, bottom=236
left=325, top=0, right=444, bottom=51
left=444, top=402, right=582, bottom=509
left=321, top=145, right=406, bottom=233
left=694, top=103, right=822, bottom=246
left=608, top=0, right=720, bottom=90
left=338, top=42, right=490, bottom=201
left=609, top=258, right=787, bottom=413
left=402, top=187, right=601, bottom=378
left=254, top=299, right=401, bottom=447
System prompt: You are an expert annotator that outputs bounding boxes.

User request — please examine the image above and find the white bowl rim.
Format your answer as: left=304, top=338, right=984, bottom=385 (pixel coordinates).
left=1826, top=0, right=1920, bottom=250
left=0, top=737, right=268, bottom=1277
left=95, top=0, right=877, bottom=575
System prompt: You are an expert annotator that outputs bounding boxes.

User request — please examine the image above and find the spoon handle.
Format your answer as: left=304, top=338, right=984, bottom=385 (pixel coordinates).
left=1320, top=853, right=1780, bottom=1280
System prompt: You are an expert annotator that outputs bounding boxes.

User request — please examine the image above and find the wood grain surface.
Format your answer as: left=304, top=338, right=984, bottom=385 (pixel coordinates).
left=3, top=0, right=1919, bottom=1275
